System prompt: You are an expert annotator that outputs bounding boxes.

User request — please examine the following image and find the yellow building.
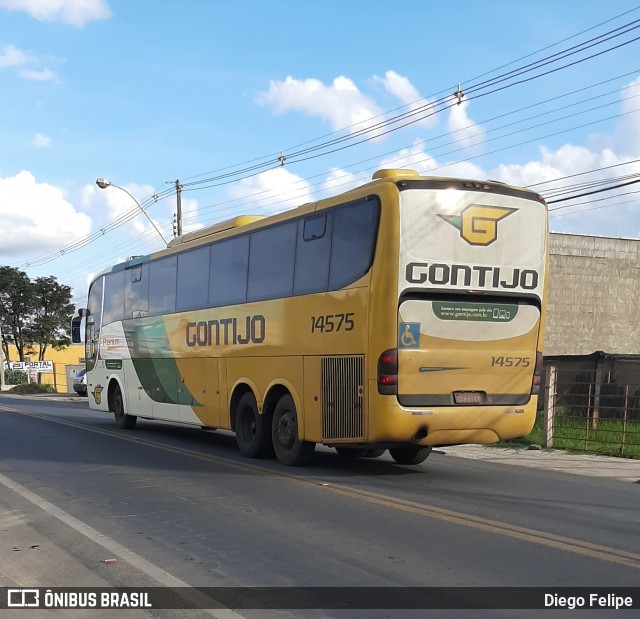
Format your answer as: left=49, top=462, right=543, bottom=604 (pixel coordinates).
left=4, top=344, right=85, bottom=393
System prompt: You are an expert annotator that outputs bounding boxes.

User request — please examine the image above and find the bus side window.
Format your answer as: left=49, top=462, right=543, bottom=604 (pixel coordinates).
left=103, top=270, right=125, bottom=326
left=329, top=198, right=380, bottom=290
left=247, top=221, right=296, bottom=302
left=209, top=236, right=249, bottom=307
left=125, top=264, right=149, bottom=319
left=294, top=214, right=331, bottom=295
left=303, top=215, right=326, bottom=241
left=177, top=246, right=209, bottom=312
left=149, top=256, right=177, bottom=316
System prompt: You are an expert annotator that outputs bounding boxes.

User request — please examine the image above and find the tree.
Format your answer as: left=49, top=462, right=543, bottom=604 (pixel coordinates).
left=29, top=276, right=75, bottom=360
left=0, top=267, right=34, bottom=362
left=0, top=267, right=74, bottom=362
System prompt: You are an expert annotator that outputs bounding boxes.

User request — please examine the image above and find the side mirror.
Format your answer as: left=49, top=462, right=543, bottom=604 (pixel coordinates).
left=71, top=308, right=86, bottom=344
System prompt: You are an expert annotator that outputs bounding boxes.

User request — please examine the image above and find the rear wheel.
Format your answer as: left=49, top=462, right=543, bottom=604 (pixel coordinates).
left=112, top=384, right=137, bottom=429
left=389, top=446, right=432, bottom=465
left=235, top=392, right=272, bottom=458
left=272, top=395, right=315, bottom=466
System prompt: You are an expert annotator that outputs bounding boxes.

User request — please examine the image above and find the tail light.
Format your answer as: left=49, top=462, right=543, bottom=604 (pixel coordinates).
left=531, top=351, right=543, bottom=395
left=377, top=348, right=398, bottom=395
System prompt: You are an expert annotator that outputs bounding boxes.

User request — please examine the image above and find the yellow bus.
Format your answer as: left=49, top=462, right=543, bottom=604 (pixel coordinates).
left=72, top=169, right=548, bottom=466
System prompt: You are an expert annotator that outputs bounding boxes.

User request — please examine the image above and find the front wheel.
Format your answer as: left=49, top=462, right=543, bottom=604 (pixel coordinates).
left=389, top=446, right=432, bottom=465
left=272, top=395, right=315, bottom=466
left=111, top=384, right=137, bottom=429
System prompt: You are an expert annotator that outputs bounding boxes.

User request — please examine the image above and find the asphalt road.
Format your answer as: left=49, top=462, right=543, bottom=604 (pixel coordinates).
left=1, top=394, right=639, bottom=618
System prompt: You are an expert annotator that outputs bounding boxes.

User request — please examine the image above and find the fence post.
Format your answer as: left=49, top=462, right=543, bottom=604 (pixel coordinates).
left=585, top=383, right=592, bottom=450
left=592, top=358, right=603, bottom=430
left=544, top=365, right=556, bottom=448
left=621, top=384, right=628, bottom=456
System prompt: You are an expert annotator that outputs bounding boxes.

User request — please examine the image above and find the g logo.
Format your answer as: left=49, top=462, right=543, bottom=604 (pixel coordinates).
left=92, top=385, right=103, bottom=405
left=439, top=205, right=516, bottom=246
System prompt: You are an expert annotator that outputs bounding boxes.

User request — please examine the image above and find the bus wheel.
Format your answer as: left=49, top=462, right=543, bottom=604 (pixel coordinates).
left=389, top=446, right=432, bottom=465
left=335, top=447, right=368, bottom=458
left=112, top=384, right=137, bottom=429
left=272, top=395, right=315, bottom=466
left=235, top=392, right=271, bottom=458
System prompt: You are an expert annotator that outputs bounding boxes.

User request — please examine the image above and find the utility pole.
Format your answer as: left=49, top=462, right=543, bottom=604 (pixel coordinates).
left=175, top=179, right=183, bottom=237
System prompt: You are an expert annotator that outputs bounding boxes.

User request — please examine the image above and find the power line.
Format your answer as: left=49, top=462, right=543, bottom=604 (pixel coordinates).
left=550, top=195, right=640, bottom=218
left=181, top=6, right=640, bottom=185
left=546, top=178, right=640, bottom=204
left=180, top=19, right=640, bottom=191
left=13, top=13, right=640, bottom=273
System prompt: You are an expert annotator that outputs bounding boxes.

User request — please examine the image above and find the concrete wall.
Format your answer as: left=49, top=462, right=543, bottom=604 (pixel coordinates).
left=545, top=233, right=640, bottom=356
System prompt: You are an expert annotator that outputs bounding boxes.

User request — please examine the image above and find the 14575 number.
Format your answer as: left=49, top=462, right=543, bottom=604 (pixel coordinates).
left=490, top=356, right=531, bottom=367
left=310, top=313, right=355, bottom=333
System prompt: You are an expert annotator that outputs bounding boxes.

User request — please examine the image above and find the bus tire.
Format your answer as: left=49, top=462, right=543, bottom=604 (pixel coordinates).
left=389, top=446, right=432, bottom=465
left=235, top=392, right=271, bottom=458
left=112, top=384, right=137, bottom=429
left=272, top=394, right=315, bottom=466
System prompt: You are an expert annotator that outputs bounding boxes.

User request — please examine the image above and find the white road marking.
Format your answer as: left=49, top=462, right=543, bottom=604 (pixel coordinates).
left=0, top=472, right=246, bottom=619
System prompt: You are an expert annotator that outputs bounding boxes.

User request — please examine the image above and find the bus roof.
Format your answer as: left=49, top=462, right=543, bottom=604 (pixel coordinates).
left=90, top=168, right=544, bottom=282
left=167, top=215, right=266, bottom=248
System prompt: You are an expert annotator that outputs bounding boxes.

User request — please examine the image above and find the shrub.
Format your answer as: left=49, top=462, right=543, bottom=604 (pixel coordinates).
left=9, top=383, right=56, bottom=395
left=4, top=369, right=28, bottom=385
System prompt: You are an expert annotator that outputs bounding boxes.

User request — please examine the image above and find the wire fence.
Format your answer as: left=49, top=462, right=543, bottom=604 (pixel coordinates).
left=543, top=366, right=640, bottom=457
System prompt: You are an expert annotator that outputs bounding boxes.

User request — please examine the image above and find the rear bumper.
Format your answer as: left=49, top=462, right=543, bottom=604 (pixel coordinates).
left=368, top=382, right=537, bottom=446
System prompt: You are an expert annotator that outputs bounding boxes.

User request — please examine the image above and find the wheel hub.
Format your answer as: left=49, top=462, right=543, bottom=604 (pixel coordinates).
left=277, top=412, right=295, bottom=448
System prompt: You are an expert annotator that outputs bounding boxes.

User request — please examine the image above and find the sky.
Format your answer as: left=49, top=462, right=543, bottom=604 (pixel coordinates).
left=1, top=0, right=640, bottom=308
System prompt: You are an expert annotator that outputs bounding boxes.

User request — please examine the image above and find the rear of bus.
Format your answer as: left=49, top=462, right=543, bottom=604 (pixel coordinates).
left=374, top=171, right=547, bottom=447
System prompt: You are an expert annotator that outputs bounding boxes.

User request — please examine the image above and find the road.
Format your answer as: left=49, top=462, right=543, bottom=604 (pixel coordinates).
left=1, top=394, right=639, bottom=618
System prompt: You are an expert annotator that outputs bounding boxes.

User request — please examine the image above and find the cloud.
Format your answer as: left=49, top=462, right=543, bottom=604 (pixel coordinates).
left=179, top=195, right=201, bottom=234
left=1, top=44, right=59, bottom=82
left=373, top=70, right=437, bottom=128
left=378, top=140, right=487, bottom=180
left=321, top=167, right=370, bottom=196
left=0, top=0, right=111, bottom=27
left=32, top=133, right=51, bottom=148
left=0, top=43, right=29, bottom=68
left=614, top=75, right=640, bottom=157
left=20, top=68, right=58, bottom=81
left=228, top=167, right=313, bottom=213
left=492, top=144, right=603, bottom=188
left=258, top=75, right=384, bottom=136
left=447, top=99, right=486, bottom=152
left=0, top=170, right=92, bottom=259
left=97, top=182, right=169, bottom=241
left=489, top=80, right=640, bottom=239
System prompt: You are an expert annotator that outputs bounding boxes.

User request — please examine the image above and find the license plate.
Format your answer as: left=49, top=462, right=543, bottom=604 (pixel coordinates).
left=454, top=391, right=486, bottom=404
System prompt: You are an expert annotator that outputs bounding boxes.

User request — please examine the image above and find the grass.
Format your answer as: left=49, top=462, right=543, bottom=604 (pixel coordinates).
left=497, top=414, right=640, bottom=458
left=494, top=415, right=545, bottom=449
left=552, top=416, right=640, bottom=458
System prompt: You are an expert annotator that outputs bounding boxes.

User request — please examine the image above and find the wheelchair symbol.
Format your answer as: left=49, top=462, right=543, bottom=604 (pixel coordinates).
left=399, top=323, right=420, bottom=348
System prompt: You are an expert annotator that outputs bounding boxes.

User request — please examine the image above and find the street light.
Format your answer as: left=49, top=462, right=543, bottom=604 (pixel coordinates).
left=95, top=178, right=169, bottom=246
